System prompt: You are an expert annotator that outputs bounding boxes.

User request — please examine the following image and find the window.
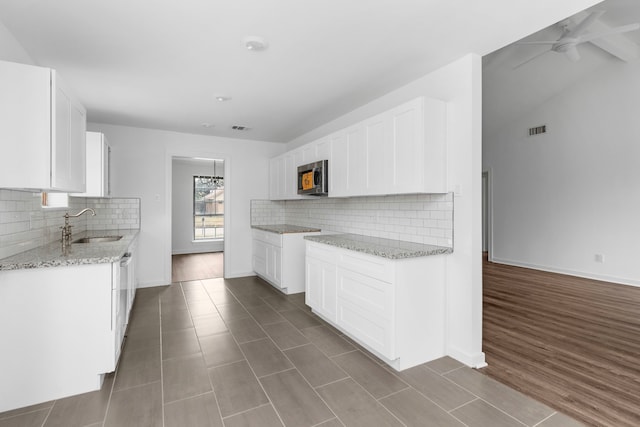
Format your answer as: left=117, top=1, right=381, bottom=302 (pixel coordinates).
left=193, top=175, right=224, bottom=240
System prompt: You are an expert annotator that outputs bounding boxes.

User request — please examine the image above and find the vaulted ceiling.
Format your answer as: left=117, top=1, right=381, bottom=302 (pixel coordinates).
left=0, top=0, right=601, bottom=142
left=483, top=0, right=640, bottom=138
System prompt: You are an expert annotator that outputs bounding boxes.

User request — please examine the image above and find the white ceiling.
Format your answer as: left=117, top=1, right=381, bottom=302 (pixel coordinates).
left=0, top=0, right=601, bottom=142
left=483, top=0, right=640, bottom=137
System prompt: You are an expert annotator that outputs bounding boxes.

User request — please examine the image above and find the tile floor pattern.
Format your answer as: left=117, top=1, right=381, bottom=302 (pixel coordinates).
left=0, top=276, right=585, bottom=427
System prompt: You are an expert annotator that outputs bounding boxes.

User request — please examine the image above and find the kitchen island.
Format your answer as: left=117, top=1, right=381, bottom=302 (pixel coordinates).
left=305, top=233, right=451, bottom=371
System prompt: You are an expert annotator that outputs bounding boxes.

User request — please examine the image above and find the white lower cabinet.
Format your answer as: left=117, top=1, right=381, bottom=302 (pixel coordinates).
left=253, top=229, right=320, bottom=294
left=0, top=260, right=133, bottom=412
left=305, top=240, right=446, bottom=371
left=305, top=242, right=338, bottom=323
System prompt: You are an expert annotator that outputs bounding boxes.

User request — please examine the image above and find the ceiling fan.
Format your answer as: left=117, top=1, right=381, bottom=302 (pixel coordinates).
left=515, top=10, right=640, bottom=68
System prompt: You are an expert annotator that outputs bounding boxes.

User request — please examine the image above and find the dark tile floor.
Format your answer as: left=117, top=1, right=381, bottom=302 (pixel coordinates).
left=0, top=276, right=585, bottom=427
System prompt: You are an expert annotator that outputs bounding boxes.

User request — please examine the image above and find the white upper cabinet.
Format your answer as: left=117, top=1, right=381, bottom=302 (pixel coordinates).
left=0, top=60, right=86, bottom=192
left=72, top=132, right=111, bottom=197
left=270, top=96, right=447, bottom=199
left=390, top=97, right=446, bottom=194
left=328, top=125, right=367, bottom=197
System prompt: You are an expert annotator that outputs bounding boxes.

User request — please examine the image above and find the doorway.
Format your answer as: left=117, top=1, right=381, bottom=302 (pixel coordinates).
left=170, top=157, right=225, bottom=281
left=482, top=170, right=491, bottom=256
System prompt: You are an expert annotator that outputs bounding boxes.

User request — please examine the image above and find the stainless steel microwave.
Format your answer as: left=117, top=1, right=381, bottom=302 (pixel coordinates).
left=297, top=160, right=328, bottom=196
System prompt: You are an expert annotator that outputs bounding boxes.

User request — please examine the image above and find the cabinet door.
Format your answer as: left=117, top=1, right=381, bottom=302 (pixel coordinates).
left=301, top=143, right=316, bottom=164
left=329, top=125, right=366, bottom=197
left=73, top=132, right=106, bottom=197
left=306, top=255, right=337, bottom=323
left=284, top=153, right=299, bottom=199
left=390, top=98, right=423, bottom=194
left=315, top=137, right=330, bottom=162
left=0, top=61, right=51, bottom=189
left=267, top=245, right=282, bottom=287
left=252, top=239, right=268, bottom=278
left=69, top=99, right=86, bottom=192
left=329, top=131, right=347, bottom=197
left=364, top=112, right=391, bottom=195
left=52, top=81, right=71, bottom=191
left=51, top=73, right=86, bottom=192
left=345, top=125, right=366, bottom=196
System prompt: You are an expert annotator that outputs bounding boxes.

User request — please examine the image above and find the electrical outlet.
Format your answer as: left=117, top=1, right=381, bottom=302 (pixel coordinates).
left=595, top=254, right=605, bottom=263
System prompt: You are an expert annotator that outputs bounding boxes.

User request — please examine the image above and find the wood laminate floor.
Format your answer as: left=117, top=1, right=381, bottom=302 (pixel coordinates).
left=482, top=254, right=640, bottom=427
left=172, top=252, right=223, bottom=282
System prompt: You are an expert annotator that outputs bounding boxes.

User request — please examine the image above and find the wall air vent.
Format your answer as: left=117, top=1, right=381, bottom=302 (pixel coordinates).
left=231, top=125, right=250, bottom=131
left=528, top=125, right=547, bottom=136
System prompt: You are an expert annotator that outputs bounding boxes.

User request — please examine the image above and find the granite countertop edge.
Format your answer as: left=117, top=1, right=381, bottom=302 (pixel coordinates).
left=252, top=224, right=322, bottom=234
left=0, top=229, right=140, bottom=271
left=304, top=233, right=453, bottom=260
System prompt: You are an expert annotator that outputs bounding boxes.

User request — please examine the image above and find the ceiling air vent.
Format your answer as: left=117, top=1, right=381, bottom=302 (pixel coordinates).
left=528, top=125, right=547, bottom=136
left=231, top=125, right=250, bottom=131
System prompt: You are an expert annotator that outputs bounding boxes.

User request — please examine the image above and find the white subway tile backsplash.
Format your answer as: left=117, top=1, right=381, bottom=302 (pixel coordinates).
left=251, top=193, right=453, bottom=248
left=0, top=190, right=141, bottom=259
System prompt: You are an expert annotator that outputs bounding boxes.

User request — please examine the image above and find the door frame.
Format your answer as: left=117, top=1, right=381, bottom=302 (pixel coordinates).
left=165, top=150, right=230, bottom=283
left=482, top=169, right=493, bottom=259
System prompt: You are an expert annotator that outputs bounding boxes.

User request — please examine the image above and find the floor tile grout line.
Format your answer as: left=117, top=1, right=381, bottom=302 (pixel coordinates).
left=219, top=402, right=274, bottom=421
left=533, top=411, right=559, bottom=427
left=442, top=368, right=554, bottom=425
left=206, top=287, right=290, bottom=427
left=38, top=401, right=55, bottom=427
left=159, top=297, right=166, bottom=427
left=224, top=282, right=344, bottom=426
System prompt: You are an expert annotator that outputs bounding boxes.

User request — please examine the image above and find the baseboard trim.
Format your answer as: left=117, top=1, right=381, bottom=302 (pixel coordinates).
left=447, top=346, right=487, bottom=369
left=489, top=256, right=640, bottom=288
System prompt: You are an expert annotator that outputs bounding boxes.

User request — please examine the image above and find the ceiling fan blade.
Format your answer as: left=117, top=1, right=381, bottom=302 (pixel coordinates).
left=513, top=49, right=552, bottom=69
left=564, top=45, right=581, bottom=61
left=578, top=23, right=640, bottom=43
left=516, top=41, right=559, bottom=45
left=567, top=9, right=605, bottom=37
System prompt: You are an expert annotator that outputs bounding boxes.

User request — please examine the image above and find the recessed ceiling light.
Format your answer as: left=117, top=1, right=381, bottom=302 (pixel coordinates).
left=201, top=123, right=214, bottom=128
left=244, top=36, right=268, bottom=51
left=215, top=96, right=231, bottom=102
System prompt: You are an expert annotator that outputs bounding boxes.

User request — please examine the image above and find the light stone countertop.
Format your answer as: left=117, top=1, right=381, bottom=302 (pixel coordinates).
left=252, top=224, right=321, bottom=234
left=0, top=229, right=139, bottom=271
left=304, top=233, right=453, bottom=259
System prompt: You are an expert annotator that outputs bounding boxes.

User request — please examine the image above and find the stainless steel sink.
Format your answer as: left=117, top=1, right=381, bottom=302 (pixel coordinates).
left=73, top=236, right=123, bottom=243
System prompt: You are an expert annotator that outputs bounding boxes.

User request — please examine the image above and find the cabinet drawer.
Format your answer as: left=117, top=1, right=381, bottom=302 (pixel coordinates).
left=252, top=229, right=283, bottom=247
left=338, top=250, right=393, bottom=283
left=337, top=268, right=394, bottom=319
left=337, top=297, right=395, bottom=359
left=306, top=241, right=337, bottom=263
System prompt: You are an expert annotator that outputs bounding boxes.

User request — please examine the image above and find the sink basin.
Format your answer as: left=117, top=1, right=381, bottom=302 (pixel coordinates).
left=73, top=236, right=123, bottom=243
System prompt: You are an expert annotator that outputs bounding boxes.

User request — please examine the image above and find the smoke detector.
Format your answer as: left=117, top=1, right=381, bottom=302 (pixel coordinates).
left=244, top=36, right=268, bottom=51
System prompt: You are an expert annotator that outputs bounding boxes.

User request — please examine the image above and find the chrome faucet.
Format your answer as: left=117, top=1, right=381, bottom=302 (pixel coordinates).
left=61, top=208, right=97, bottom=247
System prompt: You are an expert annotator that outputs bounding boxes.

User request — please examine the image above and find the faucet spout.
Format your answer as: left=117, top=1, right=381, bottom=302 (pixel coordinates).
left=66, top=208, right=96, bottom=218
left=61, top=208, right=97, bottom=248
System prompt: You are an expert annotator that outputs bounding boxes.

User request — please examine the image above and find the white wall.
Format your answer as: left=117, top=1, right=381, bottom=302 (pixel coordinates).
left=0, top=18, right=34, bottom=64
left=87, top=123, right=281, bottom=287
left=287, top=54, right=486, bottom=368
left=172, top=159, right=224, bottom=254
left=483, top=59, right=640, bottom=287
